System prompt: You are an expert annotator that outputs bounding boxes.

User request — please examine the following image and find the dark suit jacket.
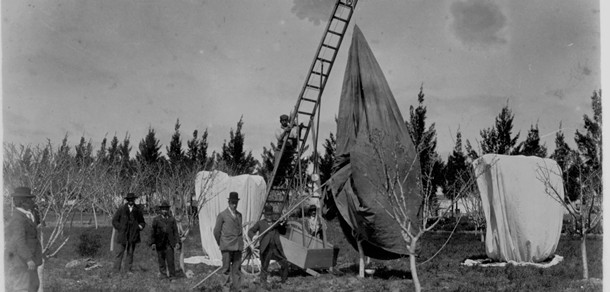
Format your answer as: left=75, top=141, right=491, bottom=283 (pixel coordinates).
left=148, top=215, right=179, bottom=248
left=213, top=208, right=243, bottom=251
left=247, top=219, right=286, bottom=256
left=112, top=204, right=146, bottom=244
left=5, top=210, right=43, bottom=267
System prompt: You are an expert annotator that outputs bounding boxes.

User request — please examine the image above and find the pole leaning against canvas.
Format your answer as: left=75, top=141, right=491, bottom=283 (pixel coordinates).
left=472, top=154, right=565, bottom=262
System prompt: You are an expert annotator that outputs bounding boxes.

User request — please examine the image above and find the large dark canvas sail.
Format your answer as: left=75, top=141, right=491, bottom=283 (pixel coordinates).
left=324, top=25, right=421, bottom=259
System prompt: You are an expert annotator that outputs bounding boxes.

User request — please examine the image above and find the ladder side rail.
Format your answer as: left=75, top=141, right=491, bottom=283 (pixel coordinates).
left=296, top=5, right=355, bottom=157
left=289, top=0, right=345, bottom=124
left=262, top=0, right=358, bottom=216
left=264, top=0, right=343, bottom=200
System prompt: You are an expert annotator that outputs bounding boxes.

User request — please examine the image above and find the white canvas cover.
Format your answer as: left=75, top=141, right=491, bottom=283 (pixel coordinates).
left=195, top=170, right=267, bottom=265
left=473, top=154, right=564, bottom=263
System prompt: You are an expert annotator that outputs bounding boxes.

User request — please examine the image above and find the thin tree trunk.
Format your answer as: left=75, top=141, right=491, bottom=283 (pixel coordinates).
left=581, top=234, right=589, bottom=279
left=110, top=228, right=116, bottom=252
left=179, top=242, right=186, bottom=274
left=410, top=238, right=421, bottom=292
left=357, top=240, right=365, bottom=278
left=92, top=203, right=98, bottom=229
left=37, top=262, right=44, bottom=292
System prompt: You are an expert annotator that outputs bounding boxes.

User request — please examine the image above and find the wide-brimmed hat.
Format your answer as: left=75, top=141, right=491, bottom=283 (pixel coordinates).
left=11, top=187, right=34, bottom=198
left=159, top=200, right=171, bottom=208
left=263, top=205, right=274, bottom=215
left=228, top=192, right=239, bottom=202
left=124, top=193, right=138, bottom=200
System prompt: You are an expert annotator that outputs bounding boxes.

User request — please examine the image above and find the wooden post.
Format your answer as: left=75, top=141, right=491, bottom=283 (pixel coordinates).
left=110, top=228, right=116, bottom=251
left=92, top=203, right=98, bottom=229
left=357, top=240, right=365, bottom=278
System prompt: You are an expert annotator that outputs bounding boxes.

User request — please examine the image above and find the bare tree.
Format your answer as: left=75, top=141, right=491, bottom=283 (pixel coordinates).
left=368, top=131, right=477, bottom=292
left=3, top=141, right=88, bottom=257
left=537, top=160, right=601, bottom=279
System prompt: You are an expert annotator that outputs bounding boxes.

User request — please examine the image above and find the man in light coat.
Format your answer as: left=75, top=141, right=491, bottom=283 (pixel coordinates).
left=213, top=192, right=243, bottom=291
left=5, top=187, right=44, bottom=292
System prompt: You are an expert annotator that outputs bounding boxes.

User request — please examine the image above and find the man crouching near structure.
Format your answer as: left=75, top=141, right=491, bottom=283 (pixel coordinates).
left=213, top=192, right=243, bottom=291
left=248, top=205, right=289, bottom=286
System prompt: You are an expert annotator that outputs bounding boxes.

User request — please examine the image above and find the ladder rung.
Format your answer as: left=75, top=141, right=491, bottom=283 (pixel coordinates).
left=321, top=44, right=338, bottom=51
left=317, top=57, right=332, bottom=63
left=301, top=97, right=317, bottom=103
left=311, top=71, right=328, bottom=78
left=327, top=30, right=342, bottom=37
left=332, top=16, right=348, bottom=23
left=297, top=111, right=313, bottom=116
left=306, top=84, right=320, bottom=90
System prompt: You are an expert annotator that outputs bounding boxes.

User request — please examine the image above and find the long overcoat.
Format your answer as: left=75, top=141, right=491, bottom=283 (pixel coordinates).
left=148, top=215, right=179, bottom=248
left=5, top=210, right=44, bottom=268
left=213, top=208, right=243, bottom=251
left=247, top=219, right=286, bottom=257
left=112, top=204, right=146, bottom=244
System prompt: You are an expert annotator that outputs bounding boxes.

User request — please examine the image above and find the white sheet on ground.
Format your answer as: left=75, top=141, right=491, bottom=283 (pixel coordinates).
left=195, top=170, right=267, bottom=266
left=461, top=255, right=564, bottom=268
left=473, top=154, right=565, bottom=263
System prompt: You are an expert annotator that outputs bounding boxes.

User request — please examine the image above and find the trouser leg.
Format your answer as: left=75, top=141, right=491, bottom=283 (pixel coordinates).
left=229, top=251, right=242, bottom=292
left=125, top=242, right=136, bottom=271
left=114, top=243, right=126, bottom=271
left=221, top=251, right=231, bottom=286
left=166, top=246, right=176, bottom=277
left=279, top=258, right=289, bottom=282
left=270, top=249, right=289, bottom=282
left=259, top=248, right=271, bottom=283
left=28, top=268, right=39, bottom=292
left=157, top=248, right=167, bottom=276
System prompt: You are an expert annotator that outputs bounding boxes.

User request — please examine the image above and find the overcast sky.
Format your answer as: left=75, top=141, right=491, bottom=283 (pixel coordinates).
left=2, top=0, right=601, bottom=160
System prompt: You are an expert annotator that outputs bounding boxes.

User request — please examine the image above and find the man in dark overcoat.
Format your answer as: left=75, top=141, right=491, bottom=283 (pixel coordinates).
left=5, top=187, right=44, bottom=292
left=149, top=200, right=180, bottom=279
left=112, top=192, right=146, bottom=273
left=213, top=192, right=243, bottom=291
left=248, top=205, right=289, bottom=285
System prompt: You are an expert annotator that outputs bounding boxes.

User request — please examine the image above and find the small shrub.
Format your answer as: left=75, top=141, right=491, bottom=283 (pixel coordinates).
left=77, top=229, right=102, bottom=257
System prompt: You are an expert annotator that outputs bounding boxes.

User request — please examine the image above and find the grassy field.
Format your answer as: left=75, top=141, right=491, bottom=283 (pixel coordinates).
left=39, top=217, right=603, bottom=292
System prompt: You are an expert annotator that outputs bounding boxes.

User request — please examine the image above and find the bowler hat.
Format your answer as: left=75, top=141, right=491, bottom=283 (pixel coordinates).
left=160, top=200, right=171, bottom=208
left=280, top=114, right=289, bottom=121
left=11, top=187, right=34, bottom=198
left=228, top=192, right=239, bottom=202
left=124, top=193, right=138, bottom=200
left=263, top=205, right=274, bottom=214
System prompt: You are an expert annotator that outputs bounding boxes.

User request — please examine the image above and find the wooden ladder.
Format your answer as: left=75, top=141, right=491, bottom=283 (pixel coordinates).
left=264, top=0, right=358, bottom=216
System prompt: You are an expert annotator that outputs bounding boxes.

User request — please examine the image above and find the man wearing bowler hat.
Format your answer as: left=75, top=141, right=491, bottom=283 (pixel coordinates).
left=112, top=192, right=146, bottom=274
left=5, top=187, right=43, bottom=292
left=149, top=200, right=180, bottom=280
left=213, top=192, right=243, bottom=291
left=248, top=205, right=289, bottom=286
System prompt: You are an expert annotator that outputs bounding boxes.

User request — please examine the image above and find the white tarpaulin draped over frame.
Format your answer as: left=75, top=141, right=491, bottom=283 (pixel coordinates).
left=473, top=154, right=564, bottom=263
left=195, top=170, right=267, bottom=265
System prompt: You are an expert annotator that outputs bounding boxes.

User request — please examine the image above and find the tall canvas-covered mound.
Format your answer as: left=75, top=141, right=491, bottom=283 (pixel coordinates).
left=195, top=170, right=267, bottom=265
left=324, top=25, right=421, bottom=259
left=473, top=154, right=564, bottom=262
